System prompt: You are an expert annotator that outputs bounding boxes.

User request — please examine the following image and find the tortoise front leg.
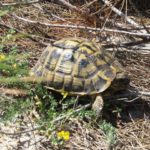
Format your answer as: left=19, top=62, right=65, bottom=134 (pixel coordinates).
left=92, top=95, right=104, bottom=117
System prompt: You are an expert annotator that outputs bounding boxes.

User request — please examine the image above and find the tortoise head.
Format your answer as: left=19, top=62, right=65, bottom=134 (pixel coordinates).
left=109, top=60, right=130, bottom=92
left=111, top=72, right=130, bottom=92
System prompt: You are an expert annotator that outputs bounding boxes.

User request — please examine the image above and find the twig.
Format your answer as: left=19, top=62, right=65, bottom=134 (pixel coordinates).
left=107, top=48, right=150, bottom=55
left=12, top=14, right=150, bottom=38
left=58, top=0, right=82, bottom=12
left=0, top=22, right=54, bottom=46
left=81, top=0, right=98, bottom=9
left=0, top=0, right=39, bottom=7
left=101, top=0, right=140, bottom=27
left=1, top=84, right=149, bottom=102
left=25, top=112, right=38, bottom=149
left=116, top=96, right=141, bottom=103
left=0, top=93, right=16, bottom=102
left=104, top=40, right=150, bottom=55
left=0, top=88, right=27, bottom=96
left=0, top=125, right=42, bottom=135
left=51, top=104, right=91, bottom=123
left=139, top=91, right=150, bottom=97
left=99, top=16, right=150, bottom=30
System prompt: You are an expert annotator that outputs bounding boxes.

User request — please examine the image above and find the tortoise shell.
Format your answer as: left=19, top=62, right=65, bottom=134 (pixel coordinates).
left=30, top=38, right=122, bottom=95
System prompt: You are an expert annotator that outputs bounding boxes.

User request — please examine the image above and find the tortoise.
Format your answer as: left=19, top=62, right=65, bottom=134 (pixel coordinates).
left=30, top=37, right=130, bottom=115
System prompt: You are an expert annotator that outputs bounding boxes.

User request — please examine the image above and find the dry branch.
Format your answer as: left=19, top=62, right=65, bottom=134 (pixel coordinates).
left=0, top=88, right=27, bottom=96
left=58, top=0, right=82, bottom=12
left=12, top=14, right=150, bottom=38
left=81, top=0, right=98, bottom=9
left=0, top=22, right=54, bottom=46
left=0, top=0, right=39, bottom=6
left=101, top=0, right=140, bottom=27
left=101, top=0, right=150, bottom=37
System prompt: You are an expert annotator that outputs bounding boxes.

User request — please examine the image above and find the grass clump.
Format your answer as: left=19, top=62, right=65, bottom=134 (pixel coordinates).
left=99, top=120, right=117, bottom=146
left=0, top=97, right=33, bottom=122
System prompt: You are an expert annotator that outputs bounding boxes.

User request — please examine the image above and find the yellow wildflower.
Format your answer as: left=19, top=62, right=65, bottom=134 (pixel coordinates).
left=57, top=130, right=64, bottom=138
left=63, top=131, right=70, bottom=141
left=0, top=54, right=6, bottom=61
left=57, top=130, right=70, bottom=141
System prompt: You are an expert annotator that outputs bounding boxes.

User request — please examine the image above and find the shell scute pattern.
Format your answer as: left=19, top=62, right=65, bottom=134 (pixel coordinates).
left=53, top=73, right=64, bottom=89
left=63, top=75, right=73, bottom=91
left=45, top=47, right=62, bottom=72
left=79, top=42, right=98, bottom=53
left=92, top=75, right=107, bottom=92
left=30, top=38, right=118, bottom=95
left=54, top=39, right=80, bottom=49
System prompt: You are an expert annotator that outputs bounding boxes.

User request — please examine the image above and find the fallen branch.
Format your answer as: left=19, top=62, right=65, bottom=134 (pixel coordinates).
left=101, top=0, right=149, bottom=38
left=101, top=0, right=140, bottom=27
left=0, top=22, right=54, bottom=46
left=0, top=88, right=27, bottom=96
left=13, top=14, right=150, bottom=38
left=139, top=91, right=150, bottom=97
left=104, top=40, right=150, bottom=55
left=0, top=86, right=149, bottom=101
left=58, top=0, right=82, bottom=12
left=81, top=0, right=98, bottom=9
left=0, top=0, right=39, bottom=7
left=0, top=125, right=42, bottom=135
left=0, top=93, right=16, bottom=102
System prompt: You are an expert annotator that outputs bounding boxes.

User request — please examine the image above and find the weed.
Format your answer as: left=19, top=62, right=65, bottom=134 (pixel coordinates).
left=99, top=120, right=117, bottom=146
left=0, top=6, right=13, bottom=17
left=0, top=52, right=29, bottom=75
left=0, top=98, right=33, bottom=122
